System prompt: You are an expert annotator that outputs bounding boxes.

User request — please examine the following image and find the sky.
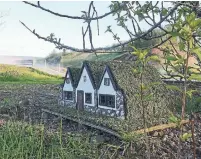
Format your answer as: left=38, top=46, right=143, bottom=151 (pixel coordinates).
left=0, top=1, right=155, bottom=57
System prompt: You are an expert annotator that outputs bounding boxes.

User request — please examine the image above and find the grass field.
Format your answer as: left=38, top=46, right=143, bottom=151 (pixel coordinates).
left=61, top=52, right=122, bottom=68
left=0, top=64, right=63, bottom=84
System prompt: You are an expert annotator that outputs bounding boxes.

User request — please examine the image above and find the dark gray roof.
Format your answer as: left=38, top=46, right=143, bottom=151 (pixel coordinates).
left=70, top=67, right=81, bottom=87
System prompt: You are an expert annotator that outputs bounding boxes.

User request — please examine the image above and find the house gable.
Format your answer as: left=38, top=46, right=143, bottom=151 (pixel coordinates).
left=98, top=66, right=118, bottom=109
left=77, top=62, right=95, bottom=89
left=98, top=65, right=118, bottom=91
left=63, top=67, right=73, bottom=91
left=76, top=63, right=95, bottom=106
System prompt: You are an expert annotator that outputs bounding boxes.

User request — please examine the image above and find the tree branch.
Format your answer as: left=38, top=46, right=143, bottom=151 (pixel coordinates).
left=20, top=3, right=181, bottom=53
left=23, top=1, right=121, bottom=21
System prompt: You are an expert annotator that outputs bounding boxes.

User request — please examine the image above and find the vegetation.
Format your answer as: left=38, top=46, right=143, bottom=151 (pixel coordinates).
left=2, top=1, right=201, bottom=158
left=0, top=120, right=99, bottom=159
left=0, top=64, right=62, bottom=84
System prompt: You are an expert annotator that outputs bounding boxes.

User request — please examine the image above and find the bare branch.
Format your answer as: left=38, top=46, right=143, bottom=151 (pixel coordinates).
left=20, top=3, right=181, bottom=53
left=23, top=1, right=121, bottom=21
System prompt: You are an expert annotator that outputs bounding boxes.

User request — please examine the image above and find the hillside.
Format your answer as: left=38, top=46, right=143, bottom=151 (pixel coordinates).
left=0, top=64, right=62, bottom=83
left=45, top=52, right=123, bottom=68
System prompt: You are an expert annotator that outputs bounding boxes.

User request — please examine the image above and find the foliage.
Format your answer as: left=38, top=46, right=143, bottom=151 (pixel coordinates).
left=0, top=121, right=99, bottom=159
left=0, top=64, right=62, bottom=84
left=161, top=12, right=201, bottom=158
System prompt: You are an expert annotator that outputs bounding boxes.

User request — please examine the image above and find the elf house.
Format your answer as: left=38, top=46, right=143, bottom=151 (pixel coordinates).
left=59, top=61, right=174, bottom=123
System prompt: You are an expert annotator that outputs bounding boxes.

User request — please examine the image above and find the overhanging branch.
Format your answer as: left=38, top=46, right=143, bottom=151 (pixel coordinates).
left=20, top=2, right=181, bottom=53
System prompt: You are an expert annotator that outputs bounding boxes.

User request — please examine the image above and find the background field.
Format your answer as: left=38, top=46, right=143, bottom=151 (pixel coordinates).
left=0, top=64, right=62, bottom=84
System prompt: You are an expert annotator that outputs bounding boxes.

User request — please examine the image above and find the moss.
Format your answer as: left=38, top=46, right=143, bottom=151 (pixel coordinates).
left=69, top=68, right=81, bottom=87
left=63, top=61, right=177, bottom=131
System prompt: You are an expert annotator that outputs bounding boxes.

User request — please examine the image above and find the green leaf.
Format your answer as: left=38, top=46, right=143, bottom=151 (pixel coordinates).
left=146, top=55, right=160, bottom=62
left=188, top=74, right=201, bottom=81
left=162, top=8, right=168, bottom=16
left=138, top=13, right=144, bottom=22
left=180, top=133, right=192, bottom=142
left=186, top=90, right=197, bottom=98
left=169, top=32, right=181, bottom=37
left=186, top=12, right=196, bottom=24
left=168, top=114, right=178, bottom=123
left=132, top=69, right=139, bottom=74
left=191, top=46, right=201, bottom=61
left=166, top=55, right=177, bottom=61
left=166, top=85, right=181, bottom=92
left=179, top=42, right=185, bottom=51
left=190, top=19, right=201, bottom=30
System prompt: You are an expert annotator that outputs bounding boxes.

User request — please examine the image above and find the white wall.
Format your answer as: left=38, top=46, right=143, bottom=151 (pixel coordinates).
left=98, top=70, right=116, bottom=109
left=63, top=73, right=73, bottom=92
left=76, top=67, right=95, bottom=106
left=63, top=72, right=74, bottom=102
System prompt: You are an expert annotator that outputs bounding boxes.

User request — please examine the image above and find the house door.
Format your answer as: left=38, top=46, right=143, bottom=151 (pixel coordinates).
left=77, top=90, right=84, bottom=111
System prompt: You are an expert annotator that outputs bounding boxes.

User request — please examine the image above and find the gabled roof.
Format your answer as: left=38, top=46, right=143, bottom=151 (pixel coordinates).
left=86, top=61, right=105, bottom=88
left=98, top=65, right=118, bottom=91
left=70, top=67, right=81, bottom=88
left=83, top=60, right=165, bottom=95
left=63, top=67, right=81, bottom=88
left=77, top=62, right=96, bottom=89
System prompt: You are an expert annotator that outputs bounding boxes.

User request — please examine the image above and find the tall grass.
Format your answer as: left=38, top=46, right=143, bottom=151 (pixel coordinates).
left=0, top=120, right=99, bottom=159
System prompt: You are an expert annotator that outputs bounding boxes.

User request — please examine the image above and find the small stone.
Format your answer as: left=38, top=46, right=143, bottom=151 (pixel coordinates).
left=153, top=131, right=159, bottom=137
left=159, top=131, right=164, bottom=137
left=162, top=135, right=168, bottom=142
left=90, top=135, right=106, bottom=144
left=169, top=132, right=174, bottom=138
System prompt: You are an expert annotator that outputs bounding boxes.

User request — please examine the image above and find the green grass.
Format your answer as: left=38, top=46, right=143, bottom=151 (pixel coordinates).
left=61, top=52, right=122, bottom=68
left=0, top=64, right=63, bottom=84
left=0, top=120, right=99, bottom=159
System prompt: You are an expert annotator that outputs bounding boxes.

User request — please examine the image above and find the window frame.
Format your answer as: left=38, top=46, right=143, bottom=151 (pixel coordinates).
left=104, top=78, right=110, bottom=86
left=83, top=75, right=87, bottom=82
left=99, top=94, right=115, bottom=108
left=85, top=93, right=92, bottom=104
left=64, top=91, right=73, bottom=100
left=66, top=78, right=70, bottom=84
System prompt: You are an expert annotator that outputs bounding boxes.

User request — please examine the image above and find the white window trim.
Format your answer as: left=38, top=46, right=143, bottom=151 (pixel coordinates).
left=98, top=105, right=117, bottom=110
left=98, top=94, right=116, bottom=110
left=64, top=99, right=73, bottom=102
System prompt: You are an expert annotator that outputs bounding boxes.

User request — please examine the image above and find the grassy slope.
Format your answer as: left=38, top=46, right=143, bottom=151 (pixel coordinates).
left=61, top=52, right=122, bottom=68
left=0, top=64, right=63, bottom=84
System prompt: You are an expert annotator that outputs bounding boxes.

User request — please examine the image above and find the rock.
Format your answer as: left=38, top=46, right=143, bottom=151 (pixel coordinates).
left=162, top=135, right=168, bottom=142
left=159, top=131, right=164, bottom=137
left=90, top=135, right=106, bottom=144
left=169, top=132, right=174, bottom=138
left=153, top=131, right=159, bottom=137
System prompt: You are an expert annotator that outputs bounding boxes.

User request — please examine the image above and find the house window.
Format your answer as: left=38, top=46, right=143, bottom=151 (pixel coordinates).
left=104, top=78, right=110, bottom=86
left=64, top=91, right=73, bottom=100
left=66, top=78, right=70, bottom=84
left=85, top=93, right=92, bottom=104
left=99, top=94, right=115, bottom=108
left=83, top=75, right=87, bottom=82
